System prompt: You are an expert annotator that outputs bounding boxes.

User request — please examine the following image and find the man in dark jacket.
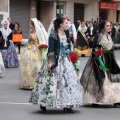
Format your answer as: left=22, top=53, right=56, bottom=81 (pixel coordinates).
left=110, top=22, right=116, bottom=42
left=7, top=17, right=14, bottom=30
left=85, top=21, right=97, bottom=48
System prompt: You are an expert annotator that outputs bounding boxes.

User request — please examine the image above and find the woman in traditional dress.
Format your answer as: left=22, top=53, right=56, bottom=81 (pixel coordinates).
left=19, top=18, right=48, bottom=90
left=63, top=15, right=77, bottom=44
left=75, top=21, right=91, bottom=57
left=48, top=18, right=56, bottom=36
left=29, top=17, right=83, bottom=113
left=0, top=20, right=19, bottom=68
left=80, top=20, right=120, bottom=107
left=0, top=31, right=5, bottom=77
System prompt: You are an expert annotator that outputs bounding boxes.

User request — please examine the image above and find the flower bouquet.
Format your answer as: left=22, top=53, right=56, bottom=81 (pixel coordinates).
left=68, top=52, right=80, bottom=71
left=38, top=44, right=48, bottom=60
left=94, top=48, right=104, bottom=56
left=94, top=48, right=108, bottom=71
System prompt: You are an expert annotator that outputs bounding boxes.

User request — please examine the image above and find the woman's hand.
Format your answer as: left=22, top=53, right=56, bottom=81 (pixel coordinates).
left=47, top=62, right=52, bottom=71
left=4, top=38, right=7, bottom=41
left=15, top=27, right=18, bottom=30
left=28, top=38, right=35, bottom=44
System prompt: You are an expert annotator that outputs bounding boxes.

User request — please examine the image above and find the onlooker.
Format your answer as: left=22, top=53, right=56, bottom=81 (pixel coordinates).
left=110, top=22, right=116, bottom=41
left=85, top=21, right=97, bottom=48
left=12, top=22, right=22, bottom=54
left=7, top=17, right=14, bottom=30
left=75, top=20, right=81, bottom=30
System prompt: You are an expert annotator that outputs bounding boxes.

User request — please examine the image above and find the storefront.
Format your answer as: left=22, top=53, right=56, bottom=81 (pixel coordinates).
left=10, top=0, right=30, bottom=38
left=9, top=0, right=57, bottom=38
left=117, top=3, right=120, bottom=22
left=99, top=1, right=118, bottom=22
left=8, top=0, right=100, bottom=38
left=57, top=0, right=98, bottom=23
left=40, top=0, right=97, bottom=28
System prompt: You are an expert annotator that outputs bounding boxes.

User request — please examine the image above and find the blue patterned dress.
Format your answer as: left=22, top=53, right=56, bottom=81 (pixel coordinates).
left=0, top=40, right=19, bottom=68
left=29, top=36, right=83, bottom=108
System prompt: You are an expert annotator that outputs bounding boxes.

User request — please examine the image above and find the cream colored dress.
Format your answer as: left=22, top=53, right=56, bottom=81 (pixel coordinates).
left=19, top=33, right=42, bottom=89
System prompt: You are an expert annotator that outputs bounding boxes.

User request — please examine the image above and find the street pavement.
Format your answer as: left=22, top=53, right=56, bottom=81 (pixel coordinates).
left=0, top=47, right=120, bottom=120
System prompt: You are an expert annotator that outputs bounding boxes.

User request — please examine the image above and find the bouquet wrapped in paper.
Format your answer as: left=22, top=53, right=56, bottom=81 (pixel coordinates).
left=38, top=44, right=48, bottom=60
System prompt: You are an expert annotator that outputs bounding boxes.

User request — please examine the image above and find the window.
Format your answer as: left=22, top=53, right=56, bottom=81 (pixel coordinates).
left=56, top=2, right=66, bottom=17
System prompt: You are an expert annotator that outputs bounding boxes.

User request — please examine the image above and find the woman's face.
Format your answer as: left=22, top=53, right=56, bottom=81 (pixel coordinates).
left=30, top=22, right=35, bottom=29
left=81, top=22, right=85, bottom=27
left=104, top=22, right=111, bottom=33
left=90, top=22, right=93, bottom=27
left=4, top=22, right=8, bottom=29
left=60, top=19, right=69, bottom=31
left=15, top=23, right=18, bottom=28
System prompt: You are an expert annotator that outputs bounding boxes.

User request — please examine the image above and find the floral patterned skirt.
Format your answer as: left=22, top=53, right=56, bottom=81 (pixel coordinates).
left=0, top=41, right=19, bottom=68
left=19, top=46, right=42, bottom=89
left=0, top=52, right=5, bottom=77
left=81, top=56, right=120, bottom=104
left=29, top=56, right=83, bottom=108
left=83, top=77, right=120, bottom=104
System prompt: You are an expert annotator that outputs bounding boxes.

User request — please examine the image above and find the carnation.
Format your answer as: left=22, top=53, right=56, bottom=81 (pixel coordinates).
left=38, top=44, right=48, bottom=49
left=94, top=48, right=104, bottom=56
left=68, top=52, right=78, bottom=63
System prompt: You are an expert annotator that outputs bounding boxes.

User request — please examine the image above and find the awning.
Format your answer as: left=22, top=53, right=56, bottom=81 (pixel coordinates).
left=99, top=1, right=118, bottom=10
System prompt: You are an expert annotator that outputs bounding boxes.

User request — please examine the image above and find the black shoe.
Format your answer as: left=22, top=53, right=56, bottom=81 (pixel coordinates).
left=92, top=104, right=98, bottom=107
left=63, top=108, right=74, bottom=113
left=114, top=103, right=120, bottom=107
left=40, top=105, right=46, bottom=111
left=81, top=54, right=85, bottom=57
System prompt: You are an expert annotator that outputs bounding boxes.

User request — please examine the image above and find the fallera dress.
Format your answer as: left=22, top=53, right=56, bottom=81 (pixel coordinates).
left=19, top=33, right=42, bottom=89
left=80, top=33, right=120, bottom=104
left=29, top=31, right=83, bottom=108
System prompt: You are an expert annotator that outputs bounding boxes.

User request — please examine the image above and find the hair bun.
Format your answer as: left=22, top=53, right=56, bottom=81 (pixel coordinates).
left=53, top=16, right=66, bottom=31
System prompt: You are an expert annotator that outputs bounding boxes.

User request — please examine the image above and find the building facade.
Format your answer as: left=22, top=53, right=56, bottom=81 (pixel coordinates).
left=99, top=0, right=120, bottom=22
left=0, top=0, right=99, bottom=38
left=0, top=0, right=9, bottom=27
left=1, top=0, right=120, bottom=38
